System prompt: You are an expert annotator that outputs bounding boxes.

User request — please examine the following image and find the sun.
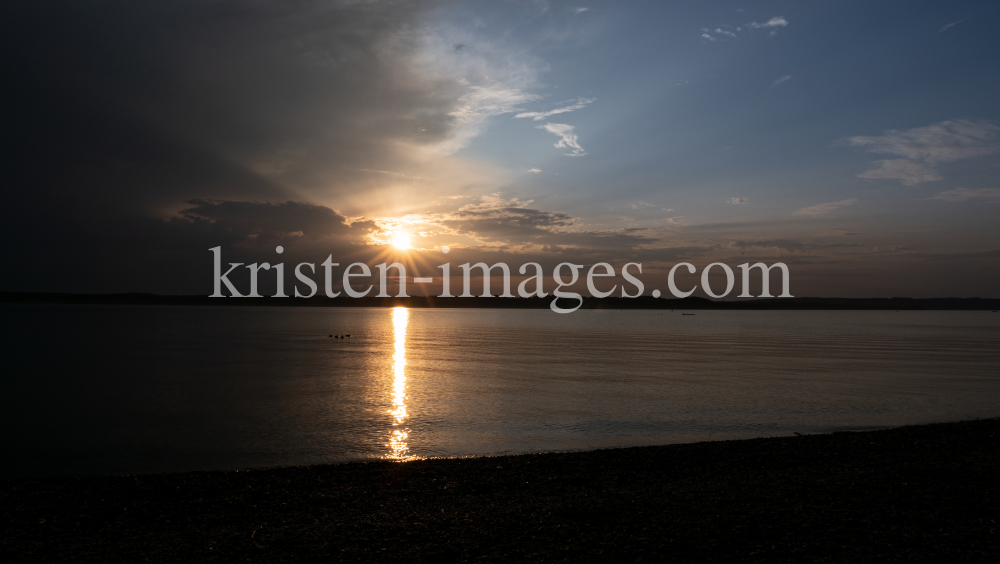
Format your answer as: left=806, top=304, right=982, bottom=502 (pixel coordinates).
left=390, top=231, right=411, bottom=250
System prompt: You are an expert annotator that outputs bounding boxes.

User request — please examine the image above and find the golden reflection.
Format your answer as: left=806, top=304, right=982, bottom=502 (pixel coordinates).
left=386, top=307, right=413, bottom=460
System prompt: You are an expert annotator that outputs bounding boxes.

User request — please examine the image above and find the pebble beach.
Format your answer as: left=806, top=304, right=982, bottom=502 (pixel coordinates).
left=2, top=418, right=998, bottom=563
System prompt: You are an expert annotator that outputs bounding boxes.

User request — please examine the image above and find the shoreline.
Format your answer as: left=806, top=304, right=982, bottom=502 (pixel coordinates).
left=3, top=291, right=1000, bottom=310
left=3, top=418, right=998, bottom=562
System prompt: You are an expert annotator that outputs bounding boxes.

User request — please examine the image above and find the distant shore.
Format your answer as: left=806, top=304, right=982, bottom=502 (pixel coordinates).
left=2, top=291, right=999, bottom=310
left=3, top=418, right=998, bottom=562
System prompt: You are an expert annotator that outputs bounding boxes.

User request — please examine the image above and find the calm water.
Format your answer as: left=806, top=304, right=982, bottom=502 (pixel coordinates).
left=2, top=305, right=998, bottom=478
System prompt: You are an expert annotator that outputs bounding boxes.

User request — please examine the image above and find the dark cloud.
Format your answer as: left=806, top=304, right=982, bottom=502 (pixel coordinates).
left=918, top=249, right=1000, bottom=261
left=180, top=200, right=364, bottom=242
left=439, top=207, right=575, bottom=243
left=3, top=0, right=462, bottom=292
left=438, top=205, right=659, bottom=251
left=633, top=245, right=723, bottom=263
left=5, top=2, right=995, bottom=299
left=7, top=0, right=457, bottom=209
left=730, top=239, right=819, bottom=253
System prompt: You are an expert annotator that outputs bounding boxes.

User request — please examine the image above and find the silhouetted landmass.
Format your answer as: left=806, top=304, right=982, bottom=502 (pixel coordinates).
left=2, top=418, right=998, bottom=562
left=2, top=291, right=999, bottom=310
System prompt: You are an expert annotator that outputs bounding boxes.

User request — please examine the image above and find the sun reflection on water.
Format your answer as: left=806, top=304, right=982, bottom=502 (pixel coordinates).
left=386, top=307, right=414, bottom=460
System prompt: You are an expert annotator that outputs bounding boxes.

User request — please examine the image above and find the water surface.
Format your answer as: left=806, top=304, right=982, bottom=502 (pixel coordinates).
left=2, top=305, right=997, bottom=477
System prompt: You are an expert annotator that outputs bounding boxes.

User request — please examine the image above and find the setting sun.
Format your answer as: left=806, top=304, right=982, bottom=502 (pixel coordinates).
left=390, top=231, right=411, bottom=250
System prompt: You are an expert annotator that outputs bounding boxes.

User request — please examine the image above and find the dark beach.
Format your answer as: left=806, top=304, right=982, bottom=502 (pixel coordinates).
left=2, top=418, right=997, bottom=563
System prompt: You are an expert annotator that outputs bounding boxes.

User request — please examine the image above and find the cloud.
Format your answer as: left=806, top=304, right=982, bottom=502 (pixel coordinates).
left=822, top=228, right=861, bottom=236
left=728, top=198, right=749, bottom=205
left=748, top=16, right=789, bottom=29
left=573, top=7, right=590, bottom=15
left=441, top=207, right=575, bottom=243
left=179, top=200, right=375, bottom=243
left=2, top=0, right=575, bottom=293
left=870, top=246, right=913, bottom=254
left=856, top=160, right=944, bottom=185
left=629, top=202, right=658, bottom=210
left=847, top=120, right=998, bottom=162
left=407, top=15, right=555, bottom=156
left=458, top=193, right=535, bottom=211
left=793, top=199, right=858, bottom=217
left=356, top=169, right=429, bottom=180
left=731, top=239, right=817, bottom=253
left=939, top=20, right=964, bottom=33
left=444, top=85, right=542, bottom=151
left=701, top=27, right=738, bottom=41
left=424, top=194, right=659, bottom=251
left=538, top=123, right=587, bottom=156
left=701, top=16, right=787, bottom=41
left=847, top=120, right=999, bottom=185
left=772, top=75, right=792, bottom=87
left=919, top=249, right=1000, bottom=261
left=449, top=86, right=541, bottom=124
left=515, top=97, right=596, bottom=121
left=527, top=168, right=542, bottom=174
left=931, top=188, right=1000, bottom=201
left=5, top=0, right=535, bottom=218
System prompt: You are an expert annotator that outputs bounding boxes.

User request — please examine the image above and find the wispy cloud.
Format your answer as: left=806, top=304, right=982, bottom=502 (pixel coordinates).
left=772, top=75, right=792, bottom=87
left=515, top=97, right=596, bottom=121
left=629, top=201, right=657, bottom=210
left=701, top=16, right=788, bottom=41
left=539, top=123, right=587, bottom=156
left=527, top=167, right=542, bottom=174
left=728, top=197, right=748, bottom=205
left=793, top=199, right=857, bottom=217
left=856, top=160, right=943, bottom=185
left=847, top=120, right=998, bottom=162
left=939, top=20, right=964, bottom=33
left=417, top=193, right=665, bottom=251
left=449, top=85, right=541, bottom=124
left=417, top=24, right=549, bottom=154
left=355, top=168, right=429, bottom=180
left=459, top=192, right=534, bottom=211
left=439, top=84, right=542, bottom=152
left=731, top=239, right=819, bottom=253
left=822, top=228, right=861, bottom=236
left=748, top=16, right=789, bottom=29
left=931, top=188, right=1000, bottom=201
left=573, top=7, right=589, bottom=15
left=846, top=120, right=999, bottom=185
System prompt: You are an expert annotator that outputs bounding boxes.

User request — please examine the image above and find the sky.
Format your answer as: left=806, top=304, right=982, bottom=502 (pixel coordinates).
left=5, top=0, right=1000, bottom=298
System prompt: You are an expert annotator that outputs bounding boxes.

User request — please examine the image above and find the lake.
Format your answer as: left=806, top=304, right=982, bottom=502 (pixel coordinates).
left=2, top=305, right=998, bottom=478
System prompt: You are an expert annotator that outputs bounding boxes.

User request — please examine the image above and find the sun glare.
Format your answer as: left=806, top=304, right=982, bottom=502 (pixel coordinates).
left=391, top=231, right=411, bottom=250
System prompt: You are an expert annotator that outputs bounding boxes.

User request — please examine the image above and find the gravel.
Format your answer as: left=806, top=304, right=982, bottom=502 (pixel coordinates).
left=2, top=418, right=998, bottom=563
